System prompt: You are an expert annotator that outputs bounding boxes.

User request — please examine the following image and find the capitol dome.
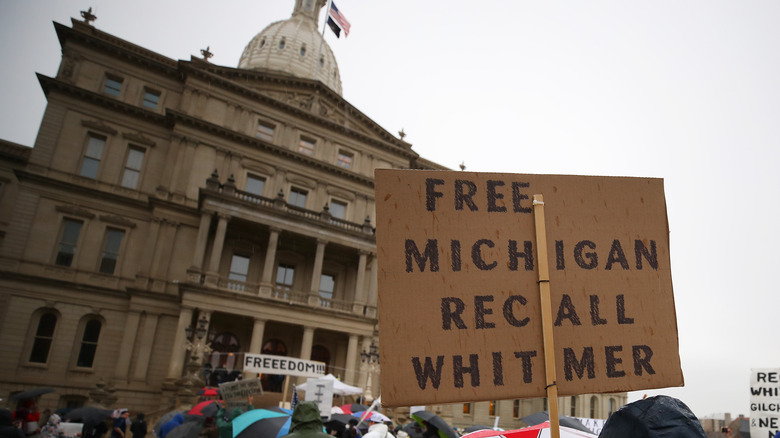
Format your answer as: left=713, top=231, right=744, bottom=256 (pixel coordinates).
left=238, top=0, right=342, bottom=95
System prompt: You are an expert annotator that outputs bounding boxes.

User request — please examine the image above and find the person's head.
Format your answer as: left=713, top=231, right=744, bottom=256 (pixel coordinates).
left=136, top=413, right=144, bottom=421
left=48, top=414, right=62, bottom=426
left=348, top=419, right=359, bottom=427
left=120, top=410, right=129, bottom=419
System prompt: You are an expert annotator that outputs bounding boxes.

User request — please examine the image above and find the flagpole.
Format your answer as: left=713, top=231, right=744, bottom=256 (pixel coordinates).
left=315, top=0, right=333, bottom=81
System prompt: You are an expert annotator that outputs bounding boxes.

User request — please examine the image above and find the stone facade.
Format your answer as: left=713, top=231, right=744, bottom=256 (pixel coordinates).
left=0, top=6, right=625, bottom=429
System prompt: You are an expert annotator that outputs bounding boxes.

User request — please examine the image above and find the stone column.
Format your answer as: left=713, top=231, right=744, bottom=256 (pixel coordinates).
left=205, top=214, right=229, bottom=285
left=345, top=334, right=359, bottom=385
left=300, top=326, right=315, bottom=361
left=352, top=251, right=369, bottom=314
left=365, top=257, right=378, bottom=318
left=243, top=318, right=266, bottom=379
left=259, top=227, right=281, bottom=297
left=188, top=211, right=213, bottom=282
left=167, top=307, right=193, bottom=380
left=308, top=239, right=327, bottom=306
left=113, top=311, right=141, bottom=381
left=136, top=219, right=162, bottom=288
left=133, top=313, right=159, bottom=381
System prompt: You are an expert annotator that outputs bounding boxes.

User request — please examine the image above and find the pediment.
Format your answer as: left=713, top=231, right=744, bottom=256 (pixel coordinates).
left=188, top=63, right=399, bottom=146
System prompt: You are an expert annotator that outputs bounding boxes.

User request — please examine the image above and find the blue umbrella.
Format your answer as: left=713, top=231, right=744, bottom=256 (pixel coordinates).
left=232, top=408, right=293, bottom=438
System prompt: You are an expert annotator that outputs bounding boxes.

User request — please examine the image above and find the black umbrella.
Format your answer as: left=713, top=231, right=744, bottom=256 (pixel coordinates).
left=324, top=414, right=369, bottom=434
left=520, top=412, right=593, bottom=434
left=403, top=422, right=424, bottom=438
left=64, top=407, right=113, bottom=424
left=410, top=411, right=458, bottom=438
left=9, top=388, right=55, bottom=401
left=463, top=425, right=494, bottom=434
left=165, top=421, right=204, bottom=438
left=154, top=410, right=185, bottom=437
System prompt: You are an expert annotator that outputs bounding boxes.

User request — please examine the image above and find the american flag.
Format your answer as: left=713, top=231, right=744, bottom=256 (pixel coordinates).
left=328, top=1, right=351, bottom=37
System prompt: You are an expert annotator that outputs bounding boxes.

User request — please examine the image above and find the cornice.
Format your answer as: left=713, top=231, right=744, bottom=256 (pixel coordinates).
left=37, top=74, right=169, bottom=127
left=55, top=20, right=180, bottom=78
left=167, top=109, right=376, bottom=188
left=13, top=169, right=152, bottom=211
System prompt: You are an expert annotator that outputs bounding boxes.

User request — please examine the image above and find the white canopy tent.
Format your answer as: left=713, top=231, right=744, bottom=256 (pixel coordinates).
left=295, top=373, right=363, bottom=396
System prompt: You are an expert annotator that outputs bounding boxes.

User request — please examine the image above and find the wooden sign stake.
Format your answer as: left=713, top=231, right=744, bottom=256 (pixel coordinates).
left=533, top=194, right=561, bottom=438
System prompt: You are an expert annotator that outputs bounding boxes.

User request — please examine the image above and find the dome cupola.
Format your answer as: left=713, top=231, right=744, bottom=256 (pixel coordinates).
left=238, top=0, right=342, bottom=95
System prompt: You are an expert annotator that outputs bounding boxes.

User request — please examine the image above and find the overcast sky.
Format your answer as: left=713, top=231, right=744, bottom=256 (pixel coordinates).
left=2, top=0, right=779, bottom=419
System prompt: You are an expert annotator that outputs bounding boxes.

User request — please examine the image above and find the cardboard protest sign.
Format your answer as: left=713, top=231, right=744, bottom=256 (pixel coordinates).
left=243, top=353, right=326, bottom=378
left=375, top=170, right=683, bottom=407
left=219, top=379, right=263, bottom=410
left=750, top=368, right=780, bottom=438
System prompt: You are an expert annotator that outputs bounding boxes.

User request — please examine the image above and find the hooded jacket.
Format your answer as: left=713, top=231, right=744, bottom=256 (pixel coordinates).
left=283, top=403, right=329, bottom=438
left=362, top=423, right=394, bottom=438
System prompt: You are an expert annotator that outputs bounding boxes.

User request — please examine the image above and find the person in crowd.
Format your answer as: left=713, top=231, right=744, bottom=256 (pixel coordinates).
left=110, top=411, right=129, bottom=438
left=341, top=419, right=360, bottom=438
left=282, top=402, right=330, bottom=438
left=40, top=414, right=63, bottom=438
left=128, top=414, right=146, bottom=438
left=13, top=401, right=40, bottom=436
left=0, top=408, right=25, bottom=438
left=421, top=423, right=437, bottom=438
left=360, top=418, right=394, bottom=438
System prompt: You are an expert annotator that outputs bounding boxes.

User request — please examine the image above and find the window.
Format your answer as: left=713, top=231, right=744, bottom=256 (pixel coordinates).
left=29, top=312, right=57, bottom=364
left=80, top=134, right=106, bottom=178
left=260, top=37, right=266, bottom=48
left=104, top=75, right=123, bottom=96
left=99, top=228, right=124, bottom=274
left=337, top=151, right=353, bottom=169
left=298, top=137, right=315, bottom=156
left=543, top=397, right=548, bottom=412
left=330, top=200, right=347, bottom=220
left=489, top=400, right=497, bottom=416
left=245, top=175, right=265, bottom=196
left=257, top=121, right=275, bottom=141
left=570, top=396, right=577, bottom=416
left=120, top=146, right=145, bottom=189
left=229, top=254, right=250, bottom=285
left=142, top=88, right=160, bottom=109
left=462, top=403, right=471, bottom=414
left=590, top=396, right=598, bottom=418
left=76, top=319, right=101, bottom=368
left=276, top=264, right=295, bottom=289
left=300, top=44, right=306, bottom=56
left=319, top=273, right=335, bottom=302
left=279, top=38, right=286, bottom=49
left=289, top=188, right=307, bottom=208
left=513, top=400, right=520, bottom=418
left=608, top=398, right=616, bottom=416
left=55, top=219, right=83, bottom=267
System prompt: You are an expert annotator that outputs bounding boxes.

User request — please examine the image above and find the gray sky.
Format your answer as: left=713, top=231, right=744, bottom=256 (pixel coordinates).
left=2, top=0, right=779, bottom=419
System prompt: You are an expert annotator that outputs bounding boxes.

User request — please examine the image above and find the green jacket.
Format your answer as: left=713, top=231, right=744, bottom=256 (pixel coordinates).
left=283, top=403, right=329, bottom=438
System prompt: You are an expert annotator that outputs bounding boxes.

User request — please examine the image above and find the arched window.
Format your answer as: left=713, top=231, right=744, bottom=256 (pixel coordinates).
left=608, top=398, right=616, bottom=416
left=590, top=396, right=598, bottom=418
left=570, top=396, right=577, bottom=416
left=76, top=319, right=101, bottom=368
left=30, top=311, right=58, bottom=363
